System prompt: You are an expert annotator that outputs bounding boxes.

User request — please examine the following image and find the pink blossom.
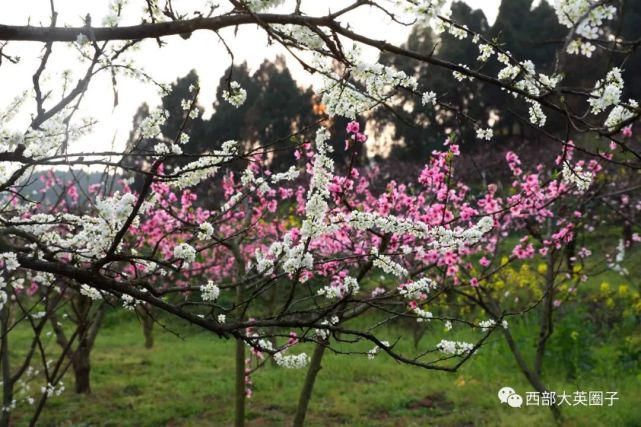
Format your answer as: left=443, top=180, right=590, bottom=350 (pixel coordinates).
left=346, top=121, right=360, bottom=134
left=622, top=125, right=633, bottom=138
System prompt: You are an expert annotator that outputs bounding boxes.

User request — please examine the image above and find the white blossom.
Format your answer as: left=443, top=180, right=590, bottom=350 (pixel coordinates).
left=561, top=163, right=593, bottom=192
left=222, top=82, right=247, bottom=108
left=274, top=352, right=309, bottom=369
left=80, top=285, right=102, bottom=301
left=121, top=294, right=137, bottom=311
left=367, top=340, right=390, bottom=360
left=477, top=44, right=494, bottom=62
left=173, top=243, right=196, bottom=263
left=171, top=140, right=238, bottom=189
left=588, top=68, right=624, bottom=114
left=197, top=222, right=214, bottom=240
left=436, top=339, right=474, bottom=356
left=318, top=276, right=359, bottom=299
left=421, top=91, right=437, bottom=107
left=399, top=277, right=437, bottom=300
left=200, top=281, right=220, bottom=302
left=0, top=252, right=19, bottom=271
left=476, top=128, right=493, bottom=141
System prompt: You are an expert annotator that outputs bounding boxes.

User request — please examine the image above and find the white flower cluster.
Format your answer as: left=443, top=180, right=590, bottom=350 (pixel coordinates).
left=436, top=339, right=474, bottom=356
left=421, top=91, right=437, bottom=107
left=301, top=128, right=335, bottom=239
left=0, top=252, right=19, bottom=271
left=604, top=100, right=638, bottom=130
left=280, top=239, right=314, bottom=274
left=413, top=307, right=433, bottom=323
left=263, top=232, right=314, bottom=275
left=567, top=39, right=596, bottom=57
left=171, top=140, right=238, bottom=189
left=554, top=0, right=616, bottom=57
left=477, top=44, right=494, bottom=62
left=448, top=25, right=468, bottom=40
left=506, top=58, right=560, bottom=127
left=121, top=294, right=137, bottom=311
left=607, top=239, right=629, bottom=276
left=239, top=167, right=271, bottom=195
left=173, top=243, right=197, bottom=263
left=244, top=0, right=285, bottom=12
left=96, top=192, right=137, bottom=230
left=41, top=382, right=65, bottom=398
left=371, top=248, right=408, bottom=278
left=222, top=82, right=247, bottom=108
left=315, top=316, right=339, bottom=340
left=407, top=0, right=451, bottom=34
left=320, top=82, right=371, bottom=120
left=197, top=222, right=214, bottom=240
left=274, top=352, right=309, bottom=369
left=250, top=335, right=309, bottom=369
left=398, top=277, right=437, bottom=300
left=349, top=211, right=428, bottom=238
left=476, top=128, right=493, bottom=141
left=349, top=211, right=493, bottom=253
left=588, top=68, right=624, bottom=114
left=320, top=52, right=417, bottom=119
left=529, top=102, right=547, bottom=127
left=351, top=62, right=418, bottom=100
left=367, top=340, right=390, bottom=360
left=429, top=216, right=494, bottom=251
left=274, top=25, right=325, bottom=50
left=140, top=108, right=167, bottom=139
left=561, top=163, right=593, bottom=193
left=80, top=285, right=102, bottom=301
left=270, top=166, right=300, bottom=183
left=20, top=115, right=93, bottom=160
left=200, top=281, right=220, bottom=302
left=254, top=248, right=275, bottom=276
left=318, top=276, right=359, bottom=300
left=452, top=64, right=472, bottom=82
left=181, top=95, right=200, bottom=120
left=478, top=318, right=507, bottom=331
left=13, top=193, right=138, bottom=259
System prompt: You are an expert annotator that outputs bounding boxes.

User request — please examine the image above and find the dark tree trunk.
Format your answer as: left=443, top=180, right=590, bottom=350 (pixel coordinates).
left=294, top=342, right=326, bottom=427
left=502, top=328, right=562, bottom=422
left=137, top=305, right=155, bottom=349
left=1, top=307, right=12, bottom=427
left=72, top=349, right=91, bottom=394
left=535, top=250, right=556, bottom=376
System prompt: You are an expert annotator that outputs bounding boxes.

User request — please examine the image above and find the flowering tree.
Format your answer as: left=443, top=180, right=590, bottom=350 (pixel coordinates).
left=0, top=0, right=640, bottom=425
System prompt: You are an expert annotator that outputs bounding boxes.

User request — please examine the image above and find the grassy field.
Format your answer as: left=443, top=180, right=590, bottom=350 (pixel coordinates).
left=9, top=306, right=640, bottom=427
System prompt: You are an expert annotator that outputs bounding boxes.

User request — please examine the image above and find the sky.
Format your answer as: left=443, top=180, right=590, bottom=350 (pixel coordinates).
left=0, top=0, right=505, bottom=153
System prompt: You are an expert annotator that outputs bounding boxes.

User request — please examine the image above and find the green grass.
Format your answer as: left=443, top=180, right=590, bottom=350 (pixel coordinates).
left=9, top=310, right=640, bottom=427
left=8, top=238, right=641, bottom=426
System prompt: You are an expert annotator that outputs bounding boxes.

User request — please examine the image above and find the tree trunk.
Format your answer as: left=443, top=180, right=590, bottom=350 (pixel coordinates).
left=73, top=337, right=92, bottom=394
left=138, top=305, right=154, bottom=349
left=293, top=342, right=326, bottom=427
left=502, top=328, right=562, bottom=422
left=535, top=250, right=556, bottom=376
left=1, top=307, right=12, bottom=427
left=230, top=240, right=248, bottom=427
left=234, top=337, right=246, bottom=427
